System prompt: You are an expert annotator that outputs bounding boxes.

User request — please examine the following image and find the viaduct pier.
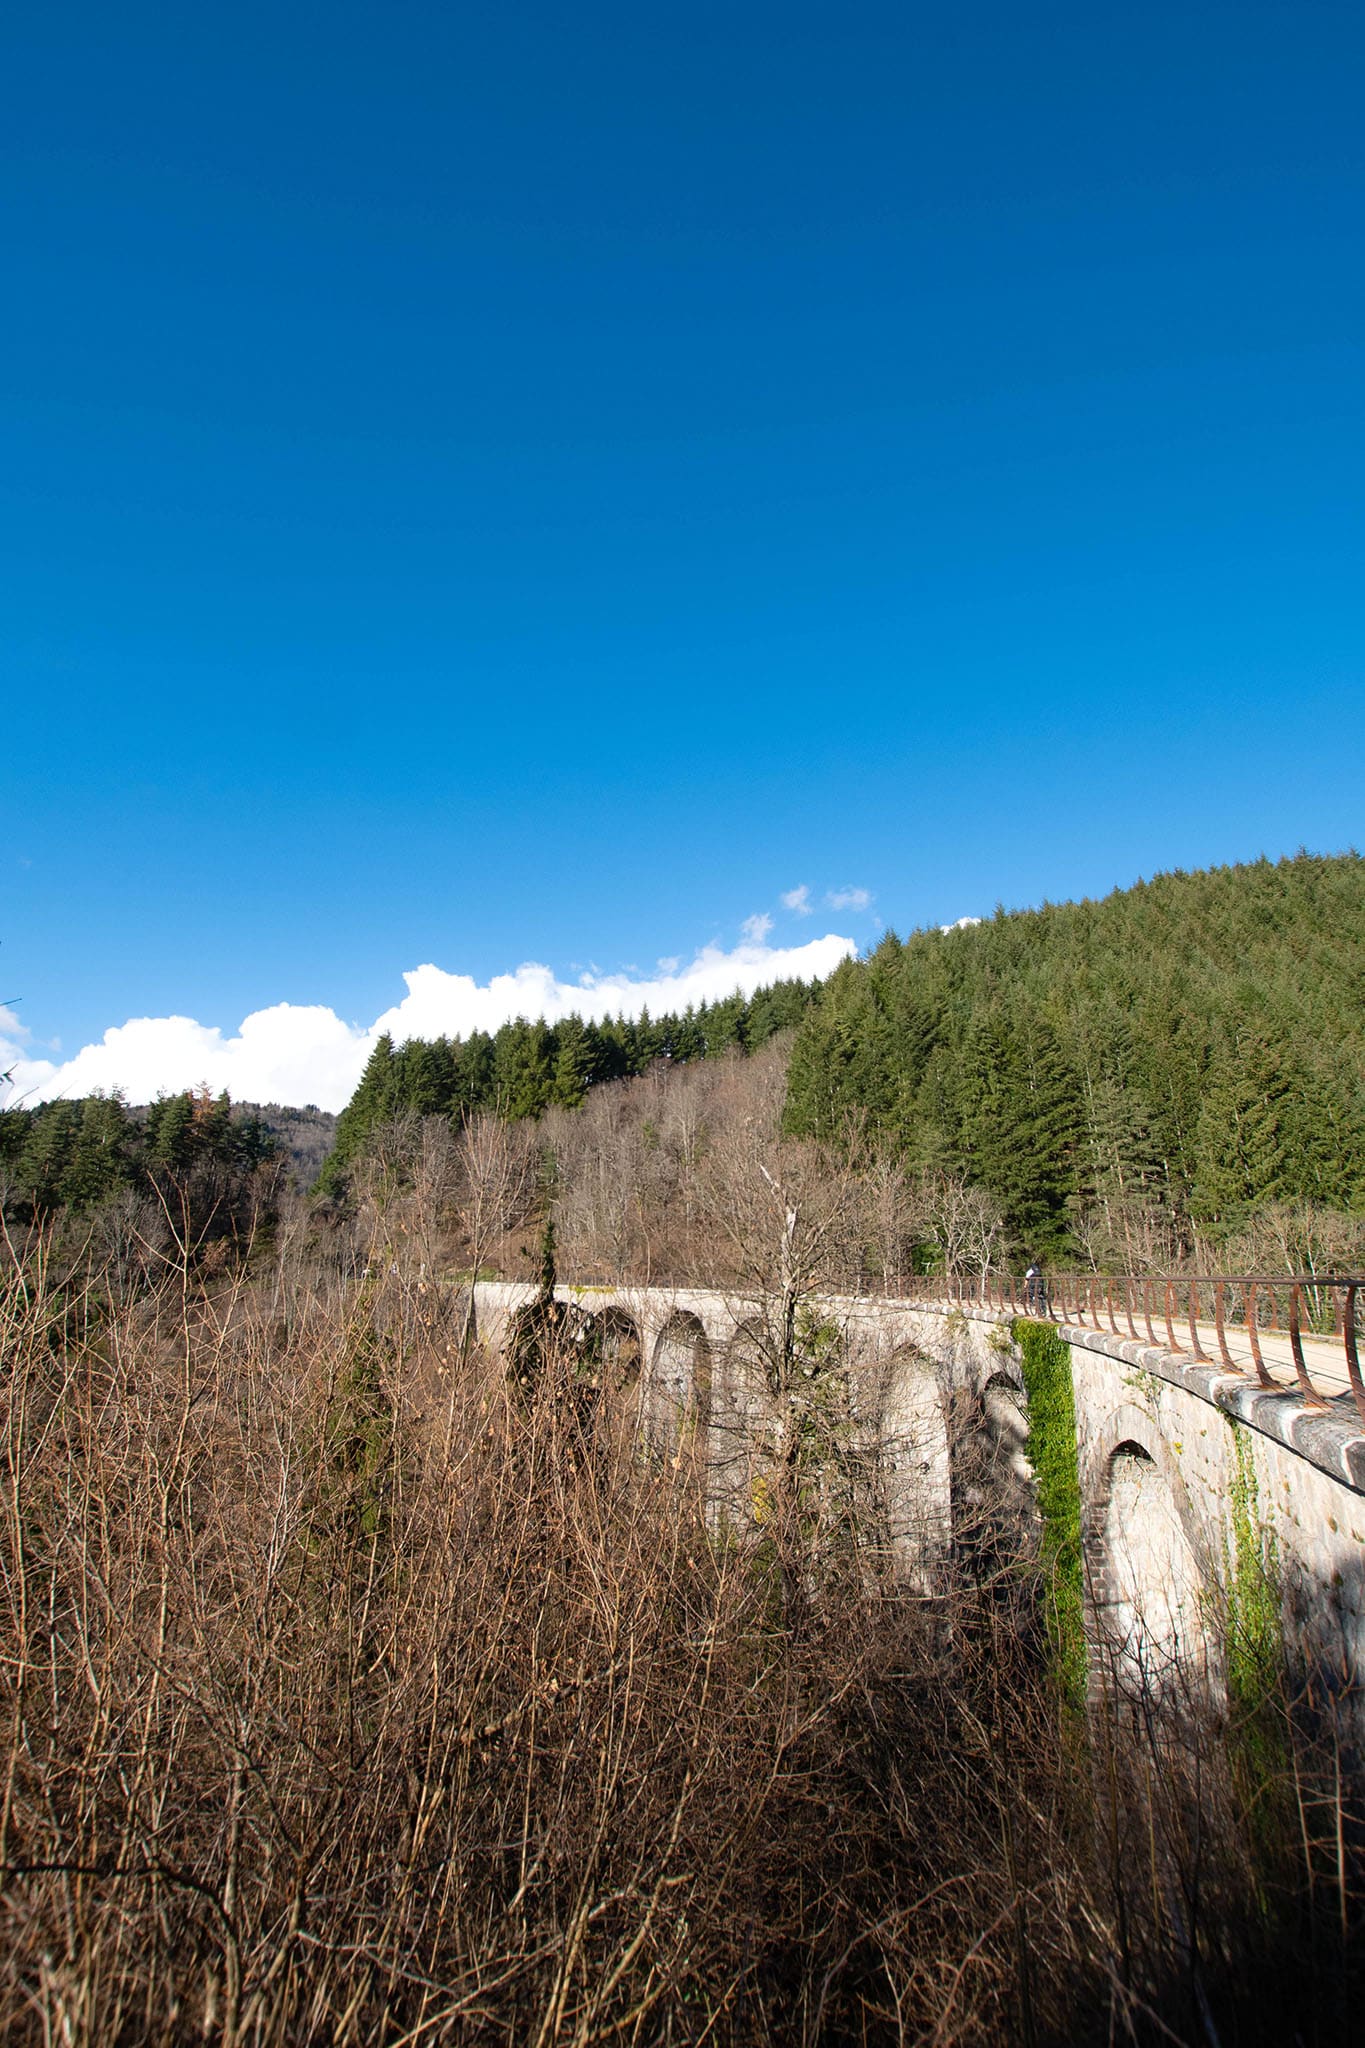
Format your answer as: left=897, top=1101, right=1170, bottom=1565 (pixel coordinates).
left=470, top=1275, right=1365, bottom=1734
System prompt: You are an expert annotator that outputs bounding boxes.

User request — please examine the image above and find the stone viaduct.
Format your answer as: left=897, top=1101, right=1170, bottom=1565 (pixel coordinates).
left=470, top=1279, right=1365, bottom=1735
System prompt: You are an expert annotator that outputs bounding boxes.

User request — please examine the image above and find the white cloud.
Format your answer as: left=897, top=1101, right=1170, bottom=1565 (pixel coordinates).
left=780, top=885, right=812, bottom=915
left=1, top=1005, right=367, bottom=1117
left=0, top=930, right=859, bottom=1115
left=939, top=915, right=983, bottom=933
left=656, top=955, right=679, bottom=973
left=826, top=885, right=872, bottom=911
left=741, top=911, right=773, bottom=943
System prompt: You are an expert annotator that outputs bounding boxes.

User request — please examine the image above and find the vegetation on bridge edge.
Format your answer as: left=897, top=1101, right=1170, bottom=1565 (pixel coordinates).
left=1013, top=1317, right=1087, bottom=1711
left=1223, top=1416, right=1288, bottom=1790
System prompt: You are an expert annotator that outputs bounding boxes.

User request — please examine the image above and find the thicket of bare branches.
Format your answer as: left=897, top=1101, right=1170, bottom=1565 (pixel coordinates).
left=544, top=1050, right=1365, bottom=1291
left=1, top=1205, right=1358, bottom=2045
left=542, top=1043, right=1011, bottom=1305
left=0, top=1228, right=1053, bottom=2045
left=343, top=1042, right=1365, bottom=1313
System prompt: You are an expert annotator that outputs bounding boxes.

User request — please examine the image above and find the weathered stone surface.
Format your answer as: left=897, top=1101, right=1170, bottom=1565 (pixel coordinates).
left=469, top=1281, right=1365, bottom=1735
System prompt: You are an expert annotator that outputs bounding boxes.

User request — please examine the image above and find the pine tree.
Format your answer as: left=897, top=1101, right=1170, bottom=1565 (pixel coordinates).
left=457, top=1032, right=497, bottom=1115
left=956, top=1010, right=1081, bottom=1257
left=150, top=1092, right=195, bottom=1171
left=316, top=1034, right=398, bottom=1193
left=16, top=1101, right=82, bottom=1209
left=58, top=1092, right=132, bottom=1207
left=1193, top=1027, right=1298, bottom=1233
left=493, top=1019, right=556, bottom=1120
left=552, top=1017, right=595, bottom=1109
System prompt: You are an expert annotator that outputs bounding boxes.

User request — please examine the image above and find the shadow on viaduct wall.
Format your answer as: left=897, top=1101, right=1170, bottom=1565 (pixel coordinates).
left=472, top=1280, right=1365, bottom=1748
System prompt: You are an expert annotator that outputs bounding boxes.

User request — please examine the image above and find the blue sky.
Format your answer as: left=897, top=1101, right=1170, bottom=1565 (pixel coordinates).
left=3, top=1, right=1362, bottom=1106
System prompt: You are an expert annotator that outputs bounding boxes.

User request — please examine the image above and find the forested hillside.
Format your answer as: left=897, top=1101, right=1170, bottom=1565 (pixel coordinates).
left=247, top=1101, right=337, bottom=1187
left=0, top=1087, right=279, bottom=1214
left=783, top=852, right=1365, bottom=1262
left=13, top=854, right=1359, bottom=1281
left=319, top=853, right=1364, bottom=1270
left=316, top=976, right=823, bottom=1195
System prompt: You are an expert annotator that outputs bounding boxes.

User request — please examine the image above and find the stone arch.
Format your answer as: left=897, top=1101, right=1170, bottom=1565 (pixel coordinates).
left=709, top=1316, right=777, bottom=1513
left=728, top=1315, right=777, bottom=1393
left=726, top=1316, right=775, bottom=1405
left=649, top=1310, right=712, bottom=1448
left=586, top=1306, right=643, bottom=1393
left=1091, top=1428, right=1217, bottom=1704
left=947, top=1369, right=1038, bottom=1572
left=981, top=1372, right=1030, bottom=1469
left=877, top=1342, right=953, bottom=1591
left=506, top=1292, right=591, bottom=1384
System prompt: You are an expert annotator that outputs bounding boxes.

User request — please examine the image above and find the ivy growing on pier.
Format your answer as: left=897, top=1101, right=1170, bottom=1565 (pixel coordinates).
left=1013, top=1318, right=1087, bottom=1710
left=1222, top=1417, right=1286, bottom=1785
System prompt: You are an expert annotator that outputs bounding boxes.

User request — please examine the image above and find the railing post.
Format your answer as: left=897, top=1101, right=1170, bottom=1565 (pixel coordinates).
left=1343, top=1284, right=1365, bottom=1428
left=1187, top=1277, right=1211, bottom=1362
left=1288, top=1283, right=1328, bottom=1407
left=1123, top=1277, right=1139, bottom=1342
left=1142, top=1279, right=1158, bottom=1348
left=1245, top=1283, right=1274, bottom=1388
left=1213, top=1281, right=1237, bottom=1372
left=1163, top=1281, right=1184, bottom=1354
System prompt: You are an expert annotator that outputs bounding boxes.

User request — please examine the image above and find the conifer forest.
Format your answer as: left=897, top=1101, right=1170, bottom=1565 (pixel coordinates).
left=1, top=852, right=1362, bottom=2044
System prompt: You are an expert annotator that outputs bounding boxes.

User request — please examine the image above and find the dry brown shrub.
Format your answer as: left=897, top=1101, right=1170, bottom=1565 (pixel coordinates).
left=0, top=1226, right=1357, bottom=2045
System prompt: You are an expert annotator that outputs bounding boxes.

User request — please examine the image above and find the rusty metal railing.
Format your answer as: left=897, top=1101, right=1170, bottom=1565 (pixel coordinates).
left=886, top=1272, right=1365, bottom=1427
left=540, top=1271, right=1365, bottom=1429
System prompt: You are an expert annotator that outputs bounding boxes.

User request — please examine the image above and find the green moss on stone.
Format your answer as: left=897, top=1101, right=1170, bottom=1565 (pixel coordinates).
left=1013, top=1318, right=1087, bottom=1709
left=1223, top=1419, right=1282, bottom=1720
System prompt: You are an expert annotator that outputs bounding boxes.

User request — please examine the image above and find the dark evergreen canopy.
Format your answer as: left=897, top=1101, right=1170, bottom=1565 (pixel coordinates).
left=782, top=852, right=1365, bottom=1254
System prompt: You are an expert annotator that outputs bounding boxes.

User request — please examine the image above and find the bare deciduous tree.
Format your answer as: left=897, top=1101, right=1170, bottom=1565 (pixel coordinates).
left=544, top=1089, right=658, bottom=1282
left=1222, top=1201, right=1365, bottom=1324
left=917, top=1171, right=1006, bottom=1299
left=458, top=1110, right=537, bottom=1343
left=693, top=1053, right=860, bottom=1374
left=857, top=1148, right=917, bottom=1294
left=1074, top=1193, right=1181, bottom=1275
